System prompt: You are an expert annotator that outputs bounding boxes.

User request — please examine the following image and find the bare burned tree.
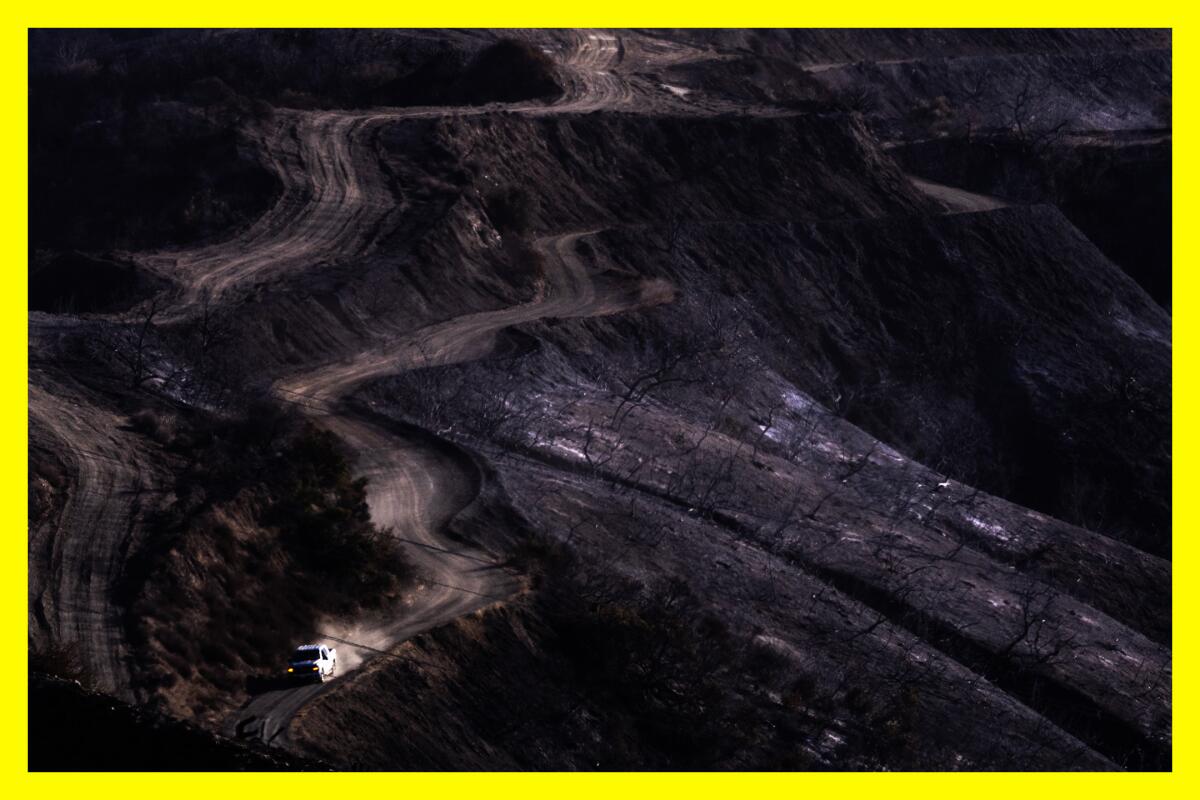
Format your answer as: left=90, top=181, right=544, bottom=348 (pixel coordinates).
left=174, top=293, right=243, bottom=406
left=662, top=386, right=738, bottom=503
left=805, top=441, right=879, bottom=521
left=92, top=291, right=251, bottom=405
left=396, top=341, right=466, bottom=433
left=957, top=68, right=995, bottom=140
left=578, top=414, right=620, bottom=477
left=807, top=357, right=860, bottom=417
left=1000, top=72, right=1070, bottom=154
left=608, top=342, right=701, bottom=430
left=996, top=580, right=1077, bottom=668
left=778, top=399, right=823, bottom=463
left=1061, top=51, right=1120, bottom=102
left=100, top=298, right=164, bottom=390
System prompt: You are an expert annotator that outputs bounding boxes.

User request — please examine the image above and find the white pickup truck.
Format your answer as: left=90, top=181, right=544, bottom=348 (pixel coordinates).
left=286, top=644, right=337, bottom=682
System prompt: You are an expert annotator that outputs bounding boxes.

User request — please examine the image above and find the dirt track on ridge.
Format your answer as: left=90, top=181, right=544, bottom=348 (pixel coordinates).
left=226, top=226, right=670, bottom=744
left=119, top=31, right=680, bottom=744
left=28, top=29, right=676, bottom=722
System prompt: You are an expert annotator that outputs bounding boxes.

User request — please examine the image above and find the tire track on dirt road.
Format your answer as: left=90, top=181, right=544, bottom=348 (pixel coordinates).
left=28, top=376, right=169, bottom=700
left=141, top=31, right=638, bottom=312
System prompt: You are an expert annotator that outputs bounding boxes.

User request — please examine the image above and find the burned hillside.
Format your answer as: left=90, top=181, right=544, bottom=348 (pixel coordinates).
left=29, top=28, right=1170, bottom=771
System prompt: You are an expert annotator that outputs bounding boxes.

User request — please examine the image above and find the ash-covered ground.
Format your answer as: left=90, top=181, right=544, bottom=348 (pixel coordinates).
left=29, top=28, right=1170, bottom=770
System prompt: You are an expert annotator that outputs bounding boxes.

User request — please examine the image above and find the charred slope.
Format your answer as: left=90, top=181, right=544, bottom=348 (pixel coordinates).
left=894, top=136, right=1172, bottom=309
left=28, top=29, right=494, bottom=112
left=307, top=340, right=1170, bottom=768
left=290, top=102, right=1170, bottom=768
left=26, top=31, right=635, bottom=717
left=439, top=111, right=933, bottom=230
left=332, top=240, right=1169, bottom=768
left=802, top=48, right=1171, bottom=140
left=420, top=111, right=1169, bottom=556
left=29, top=673, right=325, bottom=771
left=590, top=209, right=1171, bottom=556
left=651, top=29, right=1171, bottom=305
left=161, top=110, right=934, bottom=381
left=28, top=29, right=1170, bottom=772
left=27, top=28, right=547, bottom=269
left=651, top=29, right=1170, bottom=63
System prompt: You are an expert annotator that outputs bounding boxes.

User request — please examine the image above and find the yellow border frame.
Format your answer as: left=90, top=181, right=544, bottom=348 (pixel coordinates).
left=5, top=1, right=1187, bottom=790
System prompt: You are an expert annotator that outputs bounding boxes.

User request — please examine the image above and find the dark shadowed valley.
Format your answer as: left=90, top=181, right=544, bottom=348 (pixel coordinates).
left=28, top=28, right=1171, bottom=771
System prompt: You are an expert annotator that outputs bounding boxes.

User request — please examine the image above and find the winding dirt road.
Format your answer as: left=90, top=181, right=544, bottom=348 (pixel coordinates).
left=126, top=32, right=665, bottom=744
left=28, top=28, right=1175, bottom=770
left=28, top=375, right=167, bottom=699
left=28, top=28, right=708, bottom=747
left=226, top=228, right=667, bottom=745
left=215, top=28, right=696, bottom=741
left=141, top=31, right=642, bottom=312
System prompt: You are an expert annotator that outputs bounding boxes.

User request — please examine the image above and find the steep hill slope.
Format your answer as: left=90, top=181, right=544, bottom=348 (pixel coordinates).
left=29, top=28, right=1171, bottom=771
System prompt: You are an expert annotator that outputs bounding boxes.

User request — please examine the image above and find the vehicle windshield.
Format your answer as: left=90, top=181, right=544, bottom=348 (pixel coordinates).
left=290, top=648, right=321, bottom=663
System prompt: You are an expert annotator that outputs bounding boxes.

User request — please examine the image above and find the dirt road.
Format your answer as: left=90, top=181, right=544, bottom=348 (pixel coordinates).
left=226, top=226, right=667, bottom=744
left=160, top=34, right=676, bottom=745
left=909, top=175, right=1009, bottom=213
left=28, top=372, right=168, bottom=699
left=141, top=31, right=645, bottom=312
left=28, top=29, right=673, bottom=729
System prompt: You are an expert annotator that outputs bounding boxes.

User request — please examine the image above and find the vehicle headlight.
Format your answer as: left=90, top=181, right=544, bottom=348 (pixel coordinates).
left=287, top=667, right=294, bottom=672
